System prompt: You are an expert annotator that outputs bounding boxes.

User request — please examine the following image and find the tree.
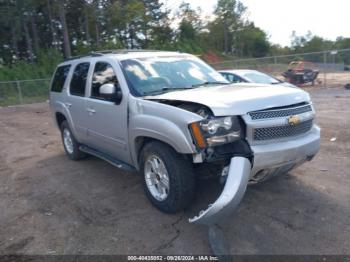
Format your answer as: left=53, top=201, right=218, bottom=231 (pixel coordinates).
left=291, top=31, right=333, bottom=53
left=57, top=1, right=71, bottom=58
left=46, top=0, right=57, bottom=47
left=2, top=0, right=349, bottom=77
left=171, top=3, right=206, bottom=53
left=235, top=22, right=270, bottom=57
left=177, top=3, right=199, bottom=41
left=213, top=0, right=246, bottom=54
left=142, top=0, right=171, bottom=48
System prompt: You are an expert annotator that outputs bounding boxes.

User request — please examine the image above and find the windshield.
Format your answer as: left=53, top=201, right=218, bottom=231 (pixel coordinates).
left=242, top=71, right=281, bottom=84
left=120, top=55, right=229, bottom=96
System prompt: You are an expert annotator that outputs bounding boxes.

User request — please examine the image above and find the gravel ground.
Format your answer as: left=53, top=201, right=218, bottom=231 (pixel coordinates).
left=0, top=87, right=349, bottom=255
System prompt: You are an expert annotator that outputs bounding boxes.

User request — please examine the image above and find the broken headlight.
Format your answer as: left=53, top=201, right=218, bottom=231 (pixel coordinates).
left=189, top=116, right=241, bottom=148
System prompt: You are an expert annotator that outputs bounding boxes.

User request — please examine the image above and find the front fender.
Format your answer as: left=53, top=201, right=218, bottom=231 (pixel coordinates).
left=128, top=96, right=203, bottom=168
left=129, top=115, right=196, bottom=169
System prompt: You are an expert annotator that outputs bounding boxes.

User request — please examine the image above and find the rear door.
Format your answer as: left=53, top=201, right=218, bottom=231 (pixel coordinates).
left=65, top=62, right=90, bottom=142
left=84, top=60, right=129, bottom=163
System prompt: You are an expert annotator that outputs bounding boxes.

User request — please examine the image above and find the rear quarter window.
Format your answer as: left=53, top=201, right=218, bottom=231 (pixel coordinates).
left=51, top=64, right=71, bottom=92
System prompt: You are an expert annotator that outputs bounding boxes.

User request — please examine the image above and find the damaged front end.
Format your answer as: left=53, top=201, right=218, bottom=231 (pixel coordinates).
left=143, top=100, right=255, bottom=225
left=182, top=104, right=253, bottom=225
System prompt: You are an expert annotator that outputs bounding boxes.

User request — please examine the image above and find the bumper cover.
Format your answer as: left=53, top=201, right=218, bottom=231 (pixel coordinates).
left=189, top=157, right=251, bottom=225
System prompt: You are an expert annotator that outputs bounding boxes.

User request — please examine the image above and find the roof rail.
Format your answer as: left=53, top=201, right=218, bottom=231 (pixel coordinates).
left=91, top=49, right=165, bottom=54
left=64, top=52, right=104, bottom=62
left=64, top=49, right=171, bottom=62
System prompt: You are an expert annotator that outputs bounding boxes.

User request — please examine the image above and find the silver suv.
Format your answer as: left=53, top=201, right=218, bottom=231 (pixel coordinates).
left=49, top=50, right=320, bottom=225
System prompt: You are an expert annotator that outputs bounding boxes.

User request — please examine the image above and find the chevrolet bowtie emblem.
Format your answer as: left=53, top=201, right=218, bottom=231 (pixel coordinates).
left=288, top=115, right=301, bottom=126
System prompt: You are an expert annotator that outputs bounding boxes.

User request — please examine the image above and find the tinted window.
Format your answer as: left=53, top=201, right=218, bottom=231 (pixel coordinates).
left=91, top=62, right=118, bottom=99
left=70, top=62, right=90, bottom=96
left=51, top=65, right=71, bottom=92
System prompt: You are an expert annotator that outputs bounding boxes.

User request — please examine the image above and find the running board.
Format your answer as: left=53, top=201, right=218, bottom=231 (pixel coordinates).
left=79, top=145, right=136, bottom=172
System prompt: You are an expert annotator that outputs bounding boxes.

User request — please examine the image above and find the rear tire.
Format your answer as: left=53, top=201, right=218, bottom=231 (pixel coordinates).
left=60, top=120, right=86, bottom=161
left=139, top=141, right=195, bottom=213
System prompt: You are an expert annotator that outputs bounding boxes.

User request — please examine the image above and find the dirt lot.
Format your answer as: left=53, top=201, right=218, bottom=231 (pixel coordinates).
left=0, top=87, right=349, bottom=255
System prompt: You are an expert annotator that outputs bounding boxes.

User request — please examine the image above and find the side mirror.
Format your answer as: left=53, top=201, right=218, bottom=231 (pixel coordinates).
left=99, top=83, right=122, bottom=104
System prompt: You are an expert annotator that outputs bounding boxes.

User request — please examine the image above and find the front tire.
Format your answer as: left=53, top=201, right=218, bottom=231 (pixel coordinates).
left=60, top=121, right=86, bottom=161
left=139, top=141, right=195, bottom=213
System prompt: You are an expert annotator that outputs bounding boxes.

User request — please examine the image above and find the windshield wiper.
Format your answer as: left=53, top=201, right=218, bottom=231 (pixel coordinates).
left=191, top=81, right=230, bottom=88
left=143, top=87, right=193, bottom=96
left=143, top=81, right=229, bottom=96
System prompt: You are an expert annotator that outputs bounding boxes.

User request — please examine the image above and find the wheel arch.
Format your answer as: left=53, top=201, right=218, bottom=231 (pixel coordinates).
left=128, top=114, right=198, bottom=169
left=131, top=135, right=194, bottom=170
left=53, top=107, right=79, bottom=141
left=55, top=112, right=67, bottom=128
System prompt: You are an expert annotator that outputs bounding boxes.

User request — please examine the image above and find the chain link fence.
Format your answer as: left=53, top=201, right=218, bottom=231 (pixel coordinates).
left=1, top=49, right=350, bottom=107
left=210, top=48, right=350, bottom=89
left=0, top=79, right=51, bottom=107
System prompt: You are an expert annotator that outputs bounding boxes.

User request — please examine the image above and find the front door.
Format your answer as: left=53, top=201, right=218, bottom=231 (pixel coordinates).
left=84, top=61, right=129, bottom=163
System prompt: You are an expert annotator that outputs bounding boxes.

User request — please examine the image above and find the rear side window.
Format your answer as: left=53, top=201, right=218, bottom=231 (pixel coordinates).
left=70, top=62, right=90, bottom=96
left=51, top=65, right=71, bottom=92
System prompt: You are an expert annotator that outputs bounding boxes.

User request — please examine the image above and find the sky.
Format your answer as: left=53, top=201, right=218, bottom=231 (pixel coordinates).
left=163, top=0, right=350, bottom=47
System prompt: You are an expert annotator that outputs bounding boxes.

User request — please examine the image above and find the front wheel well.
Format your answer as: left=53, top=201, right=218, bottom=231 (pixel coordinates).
left=55, top=112, right=67, bottom=128
left=134, top=137, right=191, bottom=164
left=134, top=137, right=159, bottom=163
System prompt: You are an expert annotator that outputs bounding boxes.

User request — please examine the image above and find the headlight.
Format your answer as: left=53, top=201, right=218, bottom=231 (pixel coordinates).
left=189, top=116, right=241, bottom=148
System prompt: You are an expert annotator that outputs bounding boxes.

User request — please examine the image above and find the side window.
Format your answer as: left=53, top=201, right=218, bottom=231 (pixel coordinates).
left=70, top=62, right=90, bottom=96
left=91, top=62, right=119, bottom=99
left=228, top=74, right=242, bottom=83
left=51, top=65, right=71, bottom=92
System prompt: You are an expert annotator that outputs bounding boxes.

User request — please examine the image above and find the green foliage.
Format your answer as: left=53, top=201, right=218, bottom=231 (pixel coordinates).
left=1, top=0, right=350, bottom=83
left=291, top=31, right=333, bottom=53
left=289, top=32, right=350, bottom=64
left=212, top=0, right=247, bottom=54
left=0, top=49, right=62, bottom=81
left=0, top=0, right=272, bottom=73
left=235, top=22, right=270, bottom=57
left=172, top=3, right=206, bottom=54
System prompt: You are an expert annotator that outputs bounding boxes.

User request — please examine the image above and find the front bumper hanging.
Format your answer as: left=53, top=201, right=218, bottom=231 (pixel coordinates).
left=189, top=157, right=252, bottom=225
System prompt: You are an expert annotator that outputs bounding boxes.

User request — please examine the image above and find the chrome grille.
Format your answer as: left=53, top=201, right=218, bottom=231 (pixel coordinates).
left=254, top=119, right=313, bottom=141
left=249, top=104, right=312, bottom=120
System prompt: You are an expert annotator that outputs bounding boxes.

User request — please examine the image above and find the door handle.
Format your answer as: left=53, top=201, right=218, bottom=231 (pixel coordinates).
left=86, top=108, right=96, bottom=114
left=64, top=102, right=72, bottom=108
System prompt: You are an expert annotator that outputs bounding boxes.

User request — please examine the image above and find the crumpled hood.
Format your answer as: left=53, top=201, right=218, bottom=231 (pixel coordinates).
left=145, top=83, right=311, bottom=116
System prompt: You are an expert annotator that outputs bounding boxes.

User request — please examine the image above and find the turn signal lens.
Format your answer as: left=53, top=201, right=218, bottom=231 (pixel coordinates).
left=190, top=122, right=206, bottom=149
